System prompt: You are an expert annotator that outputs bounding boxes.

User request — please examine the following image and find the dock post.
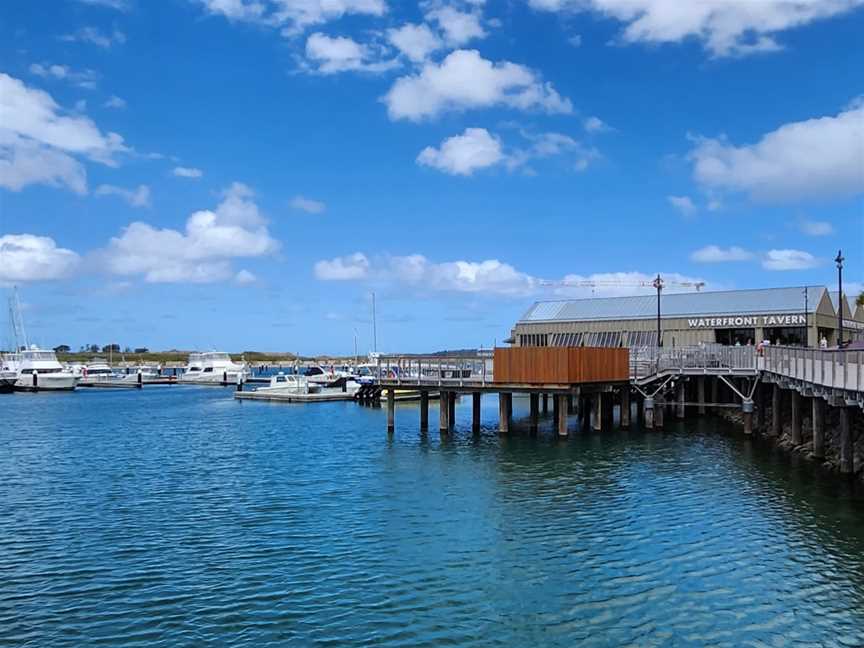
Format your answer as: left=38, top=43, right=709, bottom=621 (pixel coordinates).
left=790, top=391, right=802, bottom=445
left=552, top=395, right=560, bottom=426
left=529, top=393, right=539, bottom=435
left=567, top=394, right=575, bottom=415
left=601, top=392, right=613, bottom=430
left=636, top=394, right=645, bottom=427
left=655, top=397, right=665, bottom=429
left=756, top=384, right=765, bottom=433
left=557, top=394, right=568, bottom=437
left=234, top=373, right=242, bottom=392
left=742, top=398, right=754, bottom=435
left=592, top=395, right=602, bottom=431
left=472, top=393, right=481, bottom=433
left=771, top=385, right=781, bottom=437
left=840, top=407, right=853, bottom=474
left=498, top=393, right=511, bottom=434
left=448, top=392, right=456, bottom=430
left=420, top=391, right=429, bottom=431
left=711, top=377, right=718, bottom=412
left=542, top=393, right=549, bottom=415
left=138, top=371, right=144, bottom=389
left=644, top=397, right=654, bottom=430
left=697, top=377, right=706, bottom=415
left=676, top=381, right=685, bottom=419
left=620, top=388, right=630, bottom=429
left=440, top=392, right=450, bottom=434
left=812, top=398, right=825, bottom=459
left=506, top=393, right=512, bottom=424
left=387, top=388, right=395, bottom=433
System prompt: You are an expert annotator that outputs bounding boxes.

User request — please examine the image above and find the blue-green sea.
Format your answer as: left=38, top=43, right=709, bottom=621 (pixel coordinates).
left=2, top=386, right=863, bottom=647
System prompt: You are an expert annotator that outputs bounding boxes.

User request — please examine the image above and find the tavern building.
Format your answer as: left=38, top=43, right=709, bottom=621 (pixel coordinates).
left=511, top=286, right=864, bottom=348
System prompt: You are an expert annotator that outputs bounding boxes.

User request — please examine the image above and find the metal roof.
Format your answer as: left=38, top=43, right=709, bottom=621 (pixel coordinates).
left=519, top=286, right=828, bottom=323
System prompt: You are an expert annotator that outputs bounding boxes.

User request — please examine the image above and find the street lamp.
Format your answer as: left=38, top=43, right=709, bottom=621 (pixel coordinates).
left=835, top=249, right=844, bottom=347
left=653, top=274, right=664, bottom=347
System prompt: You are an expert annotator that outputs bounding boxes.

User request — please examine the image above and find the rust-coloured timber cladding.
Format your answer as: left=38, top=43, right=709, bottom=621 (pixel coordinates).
left=493, top=347, right=629, bottom=384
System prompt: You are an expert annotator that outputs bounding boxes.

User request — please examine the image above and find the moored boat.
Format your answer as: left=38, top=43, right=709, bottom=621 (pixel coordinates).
left=179, top=352, right=247, bottom=384
left=13, top=346, right=79, bottom=391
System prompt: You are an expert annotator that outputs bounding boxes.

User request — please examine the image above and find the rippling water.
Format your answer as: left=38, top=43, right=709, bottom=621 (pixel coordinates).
left=2, top=387, right=863, bottom=647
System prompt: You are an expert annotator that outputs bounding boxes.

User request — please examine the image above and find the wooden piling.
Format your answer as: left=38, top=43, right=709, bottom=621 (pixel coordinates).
left=529, top=393, right=539, bottom=434
left=440, top=391, right=450, bottom=433
left=644, top=397, right=654, bottom=430
left=812, top=397, right=825, bottom=459
left=676, top=381, right=685, bottom=419
left=790, top=391, right=802, bottom=445
left=592, top=395, right=602, bottom=432
left=840, top=407, right=853, bottom=474
left=771, top=385, right=781, bottom=437
left=498, top=393, right=511, bottom=434
left=420, top=391, right=429, bottom=431
left=697, top=377, right=706, bottom=415
left=387, top=388, right=395, bottom=433
left=620, top=388, right=630, bottom=429
left=472, top=392, right=481, bottom=433
left=557, top=394, right=568, bottom=437
left=655, top=397, right=665, bottom=429
left=448, top=391, right=456, bottom=429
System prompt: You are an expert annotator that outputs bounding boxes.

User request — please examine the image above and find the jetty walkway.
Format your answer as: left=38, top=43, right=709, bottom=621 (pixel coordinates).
left=375, top=345, right=863, bottom=473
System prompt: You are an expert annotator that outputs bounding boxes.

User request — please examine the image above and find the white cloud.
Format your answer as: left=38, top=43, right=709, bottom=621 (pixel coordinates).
left=60, top=26, right=127, bottom=48
left=0, top=234, right=80, bottom=282
left=583, top=115, right=609, bottom=132
left=315, top=253, right=708, bottom=298
left=173, top=166, right=203, bottom=178
left=417, top=127, right=503, bottom=176
left=386, top=23, right=442, bottom=62
left=667, top=195, right=696, bottom=216
left=29, top=62, right=99, bottom=89
left=104, top=95, right=126, bottom=109
left=425, top=6, right=486, bottom=45
left=526, top=0, right=864, bottom=57
left=690, top=100, right=864, bottom=202
left=568, top=33, right=582, bottom=46
left=76, top=0, right=131, bottom=9
left=95, top=184, right=151, bottom=208
left=290, top=195, right=326, bottom=213
left=418, top=128, right=598, bottom=176
left=100, top=182, right=280, bottom=283
left=690, top=245, right=754, bottom=263
left=0, top=73, right=129, bottom=166
left=798, top=219, right=834, bottom=236
left=552, top=271, right=708, bottom=297
left=0, top=131, right=87, bottom=194
left=383, top=49, right=572, bottom=121
left=234, top=269, right=257, bottom=284
left=762, top=249, right=821, bottom=271
left=197, top=0, right=386, bottom=34
left=304, top=33, right=397, bottom=74
left=314, top=252, right=371, bottom=280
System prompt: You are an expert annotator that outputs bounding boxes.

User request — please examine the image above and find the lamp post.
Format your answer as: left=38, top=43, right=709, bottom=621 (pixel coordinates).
left=653, top=274, right=664, bottom=348
left=835, top=250, right=844, bottom=348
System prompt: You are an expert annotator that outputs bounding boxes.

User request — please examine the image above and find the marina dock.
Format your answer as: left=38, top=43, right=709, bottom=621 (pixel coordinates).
left=235, top=386, right=359, bottom=403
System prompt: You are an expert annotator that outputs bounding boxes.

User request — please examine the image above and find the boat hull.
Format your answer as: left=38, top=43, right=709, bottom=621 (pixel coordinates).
left=0, top=378, right=15, bottom=394
left=14, top=374, right=79, bottom=391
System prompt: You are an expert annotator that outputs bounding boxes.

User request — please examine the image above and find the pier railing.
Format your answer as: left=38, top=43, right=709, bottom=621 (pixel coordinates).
left=763, top=345, right=862, bottom=393
left=376, top=352, right=494, bottom=387
left=630, top=346, right=757, bottom=381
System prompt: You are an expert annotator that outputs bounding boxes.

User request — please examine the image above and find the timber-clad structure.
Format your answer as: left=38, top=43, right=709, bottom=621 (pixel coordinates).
left=512, top=286, right=864, bottom=349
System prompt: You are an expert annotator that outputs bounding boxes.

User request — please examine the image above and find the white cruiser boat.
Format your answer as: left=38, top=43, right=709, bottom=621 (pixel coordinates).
left=13, top=346, right=79, bottom=391
left=303, top=365, right=355, bottom=388
left=78, top=358, right=118, bottom=385
left=0, top=361, right=16, bottom=393
left=254, top=372, right=321, bottom=394
left=179, top=352, right=247, bottom=384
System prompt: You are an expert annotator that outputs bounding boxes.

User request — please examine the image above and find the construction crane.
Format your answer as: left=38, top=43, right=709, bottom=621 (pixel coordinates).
left=537, top=274, right=707, bottom=347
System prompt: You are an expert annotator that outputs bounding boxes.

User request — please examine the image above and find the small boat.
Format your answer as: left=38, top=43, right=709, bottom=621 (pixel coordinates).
left=254, top=372, right=321, bottom=394
left=0, top=368, right=16, bottom=393
left=179, top=352, right=247, bottom=384
left=12, top=346, right=79, bottom=391
left=303, top=365, right=354, bottom=388
left=78, top=358, right=118, bottom=385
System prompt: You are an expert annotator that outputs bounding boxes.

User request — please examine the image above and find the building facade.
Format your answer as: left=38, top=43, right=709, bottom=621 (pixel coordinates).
left=512, top=286, right=864, bottom=348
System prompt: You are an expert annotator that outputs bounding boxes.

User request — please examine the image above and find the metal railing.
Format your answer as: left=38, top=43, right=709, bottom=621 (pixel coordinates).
left=376, top=352, right=494, bottom=387
left=763, top=345, right=862, bottom=393
left=630, top=346, right=757, bottom=381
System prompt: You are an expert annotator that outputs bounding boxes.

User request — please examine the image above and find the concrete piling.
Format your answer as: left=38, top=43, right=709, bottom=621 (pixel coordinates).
left=771, top=385, right=781, bottom=437
left=387, top=388, right=395, bottom=433
left=655, top=396, right=665, bottom=429
left=840, top=407, right=853, bottom=474
left=790, top=391, right=802, bottom=445
left=472, top=392, right=481, bottom=433
left=440, top=391, right=450, bottom=433
left=742, top=398, right=754, bottom=435
left=448, top=392, right=456, bottom=429
left=676, top=381, right=686, bottom=419
left=644, top=396, right=654, bottom=430
left=557, top=394, right=568, bottom=437
left=529, top=393, right=539, bottom=435
left=620, top=389, right=630, bottom=429
left=499, top=393, right=511, bottom=435
left=697, top=377, right=706, bottom=415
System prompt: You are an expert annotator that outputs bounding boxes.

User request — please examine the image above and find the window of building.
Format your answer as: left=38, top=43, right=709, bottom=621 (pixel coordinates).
left=762, top=327, right=807, bottom=346
left=715, top=328, right=756, bottom=346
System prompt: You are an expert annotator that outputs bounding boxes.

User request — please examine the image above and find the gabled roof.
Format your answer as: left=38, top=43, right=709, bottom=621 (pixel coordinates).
left=519, top=286, right=828, bottom=323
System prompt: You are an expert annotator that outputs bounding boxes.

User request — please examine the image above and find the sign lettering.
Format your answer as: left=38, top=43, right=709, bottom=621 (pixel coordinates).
left=686, top=314, right=806, bottom=329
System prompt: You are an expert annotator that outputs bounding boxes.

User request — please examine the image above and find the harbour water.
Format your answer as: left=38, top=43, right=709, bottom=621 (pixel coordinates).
left=2, top=387, right=864, bottom=647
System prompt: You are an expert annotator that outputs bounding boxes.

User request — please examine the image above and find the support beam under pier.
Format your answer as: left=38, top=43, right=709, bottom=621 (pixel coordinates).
left=697, top=377, right=706, bottom=415
left=790, top=391, right=802, bottom=445
left=771, top=385, right=781, bottom=437
left=840, top=407, right=853, bottom=475
left=557, top=394, right=568, bottom=437
left=676, top=381, right=686, bottom=419
left=472, top=392, right=481, bottom=433
left=439, top=391, right=450, bottom=434
left=812, top=398, right=825, bottom=460
left=499, top=393, right=511, bottom=435
left=420, top=391, right=429, bottom=431
left=620, top=388, right=630, bottom=429
left=529, top=393, right=539, bottom=435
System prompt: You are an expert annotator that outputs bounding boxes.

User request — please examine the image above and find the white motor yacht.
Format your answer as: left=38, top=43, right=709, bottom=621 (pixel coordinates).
left=179, top=352, right=247, bottom=384
left=303, top=365, right=354, bottom=388
left=79, top=358, right=118, bottom=385
left=255, top=372, right=321, bottom=394
left=0, top=354, right=16, bottom=393
left=13, top=346, right=79, bottom=391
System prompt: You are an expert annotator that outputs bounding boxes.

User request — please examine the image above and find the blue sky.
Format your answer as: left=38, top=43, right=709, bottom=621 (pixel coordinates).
left=1, top=0, right=862, bottom=354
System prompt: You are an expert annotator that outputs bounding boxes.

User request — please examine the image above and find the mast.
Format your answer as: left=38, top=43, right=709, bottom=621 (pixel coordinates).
left=371, top=291, right=378, bottom=353
left=9, top=287, right=28, bottom=350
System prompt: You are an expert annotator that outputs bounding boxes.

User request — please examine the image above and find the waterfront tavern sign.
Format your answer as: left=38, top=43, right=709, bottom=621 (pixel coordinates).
left=686, top=314, right=806, bottom=329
